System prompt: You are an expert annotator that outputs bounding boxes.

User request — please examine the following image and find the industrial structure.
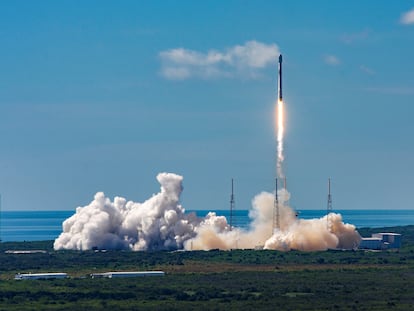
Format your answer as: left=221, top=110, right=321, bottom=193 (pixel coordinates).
left=358, top=237, right=383, bottom=250
left=6, top=250, right=47, bottom=254
left=14, top=271, right=165, bottom=280
left=90, top=271, right=165, bottom=278
left=359, top=233, right=402, bottom=250
left=15, top=273, right=67, bottom=280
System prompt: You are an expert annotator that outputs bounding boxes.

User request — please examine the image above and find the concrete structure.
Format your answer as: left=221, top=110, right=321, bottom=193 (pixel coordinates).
left=372, top=233, right=402, bottom=249
left=359, top=238, right=383, bottom=250
left=6, top=250, right=47, bottom=254
left=359, top=233, right=402, bottom=250
left=90, top=271, right=165, bottom=279
left=15, top=273, right=67, bottom=280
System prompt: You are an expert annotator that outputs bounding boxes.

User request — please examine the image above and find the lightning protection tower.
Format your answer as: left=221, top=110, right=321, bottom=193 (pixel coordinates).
left=230, top=178, right=235, bottom=231
left=327, top=178, right=333, bottom=231
left=273, top=178, right=280, bottom=233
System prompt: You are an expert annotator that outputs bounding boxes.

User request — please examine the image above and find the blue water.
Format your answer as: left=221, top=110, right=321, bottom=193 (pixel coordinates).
left=1, top=210, right=413, bottom=242
left=1, top=211, right=74, bottom=242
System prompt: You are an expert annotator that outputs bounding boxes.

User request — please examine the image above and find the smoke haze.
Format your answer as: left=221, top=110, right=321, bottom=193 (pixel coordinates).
left=54, top=173, right=361, bottom=251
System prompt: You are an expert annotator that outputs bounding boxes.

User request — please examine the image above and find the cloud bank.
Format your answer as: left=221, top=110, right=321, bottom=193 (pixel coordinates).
left=159, top=41, right=280, bottom=80
left=400, top=8, right=414, bottom=25
left=54, top=172, right=361, bottom=252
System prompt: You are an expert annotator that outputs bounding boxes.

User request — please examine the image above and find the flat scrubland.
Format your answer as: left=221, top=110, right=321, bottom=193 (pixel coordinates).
left=0, top=225, right=414, bottom=310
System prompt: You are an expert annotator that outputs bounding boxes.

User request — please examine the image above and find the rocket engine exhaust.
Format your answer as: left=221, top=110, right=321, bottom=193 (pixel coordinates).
left=53, top=172, right=361, bottom=252
left=276, top=54, right=285, bottom=180
left=52, top=54, right=361, bottom=253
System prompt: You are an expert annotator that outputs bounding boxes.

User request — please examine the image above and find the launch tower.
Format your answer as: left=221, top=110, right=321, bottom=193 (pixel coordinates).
left=327, top=178, right=333, bottom=231
left=273, top=178, right=279, bottom=232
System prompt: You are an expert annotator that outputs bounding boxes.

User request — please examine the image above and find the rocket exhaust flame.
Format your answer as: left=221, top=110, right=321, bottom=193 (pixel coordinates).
left=276, top=54, right=285, bottom=180
left=52, top=56, right=361, bottom=252
left=273, top=54, right=285, bottom=232
left=276, top=99, right=285, bottom=179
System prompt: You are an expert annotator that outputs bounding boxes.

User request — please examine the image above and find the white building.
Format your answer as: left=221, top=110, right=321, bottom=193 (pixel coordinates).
left=359, top=232, right=402, bottom=250
left=6, top=250, right=47, bottom=254
left=359, top=237, right=383, bottom=250
left=372, top=233, right=402, bottom=249
left=15, top=273, right=67, bottom=280
left=91, top=271, right=165, bottom=278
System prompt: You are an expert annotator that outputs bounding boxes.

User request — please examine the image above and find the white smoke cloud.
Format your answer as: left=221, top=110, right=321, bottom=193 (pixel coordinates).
left=55, top=172, right=361, bottom=252
left=324, top=55, right=341, bottom=66
left=400, top=8, right=414, bottom=25
left=54, top=173, right=199, bottom=251
left=159, top=41, right=280, bottom=80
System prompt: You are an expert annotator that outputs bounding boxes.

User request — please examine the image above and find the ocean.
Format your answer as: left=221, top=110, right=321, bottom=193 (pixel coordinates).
left=1, top=209, right=413, bottom=242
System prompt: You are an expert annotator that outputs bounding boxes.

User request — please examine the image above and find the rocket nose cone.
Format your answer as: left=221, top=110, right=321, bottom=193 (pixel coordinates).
left=279, top=54, right=282, bottom=63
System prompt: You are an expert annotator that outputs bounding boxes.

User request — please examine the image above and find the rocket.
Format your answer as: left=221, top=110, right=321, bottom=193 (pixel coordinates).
left=278, top=54, right=283, bottom=101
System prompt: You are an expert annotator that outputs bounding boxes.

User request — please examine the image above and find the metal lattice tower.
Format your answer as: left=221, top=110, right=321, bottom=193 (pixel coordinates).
left=230, top=178, right=235, bottom=231
left=273, top=178, right=280, bottom=233
left=327, top=178, right=332, bottom=231
left=283, top=176, right=289, bottom=206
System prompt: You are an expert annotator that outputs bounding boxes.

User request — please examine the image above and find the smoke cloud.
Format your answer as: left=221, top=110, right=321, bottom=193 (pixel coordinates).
left=54, top=173, right=361, bottom=252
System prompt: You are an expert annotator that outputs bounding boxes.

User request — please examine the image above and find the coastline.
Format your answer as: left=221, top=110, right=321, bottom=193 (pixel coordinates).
left=1, top=210, right=414, bottom=242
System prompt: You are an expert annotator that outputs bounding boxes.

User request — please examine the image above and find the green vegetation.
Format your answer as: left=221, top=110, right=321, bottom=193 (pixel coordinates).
left=0, top=225, right=414, bottom=310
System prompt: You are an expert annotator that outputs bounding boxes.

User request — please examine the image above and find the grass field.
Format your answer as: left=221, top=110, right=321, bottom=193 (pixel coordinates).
left=0, top=225, right=414, bottom=310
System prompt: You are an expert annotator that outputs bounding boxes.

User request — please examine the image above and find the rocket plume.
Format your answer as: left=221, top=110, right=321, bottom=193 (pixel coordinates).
left=53, top=52, right=358, bottom=253
left=54, top=172, right=361, bottom=252
left=52, top=57, right=359, bottom=252
left=276, top=99, right=285, bottom=179
left=276, top=54, right=285, bottom=179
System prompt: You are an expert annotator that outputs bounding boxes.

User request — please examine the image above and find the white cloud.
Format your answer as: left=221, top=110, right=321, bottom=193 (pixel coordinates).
left=341, top=29, right=370, bottom=44
left=159, top=41, right=280, bottom=80
left=359, top=65, right=375, bottom=75
left=324, top=55, right=341, bottom=66
left=400, top=8, right=414, bottom=24
left=161, top=67, right=191, bottom=80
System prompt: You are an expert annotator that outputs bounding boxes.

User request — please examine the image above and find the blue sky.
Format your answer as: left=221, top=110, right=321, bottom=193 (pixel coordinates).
left=1, top=1, right=414, bottom=211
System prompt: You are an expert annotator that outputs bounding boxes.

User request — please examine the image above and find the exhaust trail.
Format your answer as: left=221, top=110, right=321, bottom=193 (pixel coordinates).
left=276, top=99, right=285, bottom=179
left=276, top=54, right=285, bottom=179
left=52, top=55, right=362, bottom=252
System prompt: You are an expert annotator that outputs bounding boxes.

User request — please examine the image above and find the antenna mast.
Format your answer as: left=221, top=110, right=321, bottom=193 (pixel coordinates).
left=230, top=178, right=235, bottom=231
